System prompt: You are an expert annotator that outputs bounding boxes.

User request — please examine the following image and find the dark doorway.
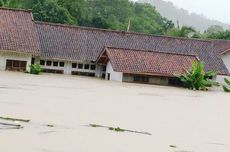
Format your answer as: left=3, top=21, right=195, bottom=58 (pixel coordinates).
left=107, top=73, right=110, bottom=80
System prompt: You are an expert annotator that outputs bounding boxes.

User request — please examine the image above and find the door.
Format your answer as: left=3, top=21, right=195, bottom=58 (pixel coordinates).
left=106, top=73, right=110, bottom=80
left=5, top=60, right=27, bottom=72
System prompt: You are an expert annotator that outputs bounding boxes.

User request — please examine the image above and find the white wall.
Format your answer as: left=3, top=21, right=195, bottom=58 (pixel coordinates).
left=39, top=59, right=66, bottom=73
left=95, top=65, right=106, bottom=78
left=215, top=75, right=230, bottom=84
left=0, top=51, right=32, bottom=71
left=40, top=59, right=96, bottom=75
left=221, top=51, right=230, bottom=73
left=106, top=61, right=123, bottom=82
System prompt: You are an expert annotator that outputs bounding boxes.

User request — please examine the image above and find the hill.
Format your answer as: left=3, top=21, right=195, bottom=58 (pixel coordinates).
left=138, top=0, right=229, bottom=31
left=0, top=0, right=174, bottom=35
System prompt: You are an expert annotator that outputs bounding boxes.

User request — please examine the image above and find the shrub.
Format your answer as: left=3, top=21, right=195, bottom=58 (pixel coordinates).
left=30, top=64, right=43, bottom=75
left=178, top=61, right=218, bottom=90
left=223, top=78, right=230, bottom=92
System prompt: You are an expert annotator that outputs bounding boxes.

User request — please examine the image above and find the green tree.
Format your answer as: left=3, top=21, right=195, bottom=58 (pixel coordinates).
left=205, top=25, right=224, bottom=35
left=30, top=64, right=43, bottom=75
left=223, top=78, right=230, bottom=92
left=0, top=0, right=22, bottom=7
left=2, top=0, right=175, bottom=35
left=166, top=26, right=196, bottom=38
left=88, top=0, right=132, bottom=30
left=130, top=3, right=174, bottom=34
left=57, top=0, right=89, bottom=25
left=32, top=0, right=75, bottom=24
left=205, top=30, right=230, bottom=40
left=178, top=62, right=218, bottom=90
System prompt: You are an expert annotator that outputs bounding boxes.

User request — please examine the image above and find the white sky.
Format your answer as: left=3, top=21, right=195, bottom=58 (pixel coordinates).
left=132, top=0, right=230, bottom=23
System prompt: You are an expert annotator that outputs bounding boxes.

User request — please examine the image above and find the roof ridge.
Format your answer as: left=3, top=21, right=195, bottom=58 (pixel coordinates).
left=0, top=7, right=32, bottom=12
left=105, top=46, right=199, bottom=58
left=35, top=21, right=214, bottom=43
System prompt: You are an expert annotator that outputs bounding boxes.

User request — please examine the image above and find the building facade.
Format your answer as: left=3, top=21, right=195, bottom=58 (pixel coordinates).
left=0, top=7, right=230, bottom=85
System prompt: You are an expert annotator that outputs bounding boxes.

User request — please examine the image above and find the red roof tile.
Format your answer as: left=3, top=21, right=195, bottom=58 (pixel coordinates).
left=212, top=40, right=230, bottom=55
left=97, top=47, right=199, bottom=76
left=35, top=21, right=229, bottom=75
left=0, top=7, right=39, bottom=54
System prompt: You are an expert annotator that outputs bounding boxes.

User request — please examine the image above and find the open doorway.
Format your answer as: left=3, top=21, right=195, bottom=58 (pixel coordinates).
left=106, top=73, right=110, bottom=80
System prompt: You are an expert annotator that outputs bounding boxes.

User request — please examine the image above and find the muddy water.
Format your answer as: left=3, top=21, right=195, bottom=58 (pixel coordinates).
left=0, top=71, right=230, bottom=152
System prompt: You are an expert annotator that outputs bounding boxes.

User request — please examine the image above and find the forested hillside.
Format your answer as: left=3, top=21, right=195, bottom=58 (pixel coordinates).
left=138, top=0, right=229, bottom=32
left=1, top=0, right=230, bottom=40
left=0, top=0, right=174, bottom=35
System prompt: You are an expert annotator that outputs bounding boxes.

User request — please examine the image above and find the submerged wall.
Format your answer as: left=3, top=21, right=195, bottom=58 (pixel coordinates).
left=105, top=61, right=123, bottom=81
left=215, top=75, right=230, bottom=84
left=38, top=58, right=96, bottom=75
left=123, top=74, right=169, bottom=85
left=221, top=51, right=230, bottom=73
left=0, top=51, right=32, bottom=71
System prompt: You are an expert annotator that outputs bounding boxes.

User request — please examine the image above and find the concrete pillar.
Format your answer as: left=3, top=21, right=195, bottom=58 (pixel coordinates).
left=95, top=64, right=103, bottom=78
left=64, top=61, right=72, bottom=75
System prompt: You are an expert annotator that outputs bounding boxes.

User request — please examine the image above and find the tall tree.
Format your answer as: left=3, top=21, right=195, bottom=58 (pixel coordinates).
left=166, top=26, right=196, bottom=38
left=130, top=3, right=174, bottom=34
left=57, top=0, right=89, bottom=26
left=88, top=0, right=132, bottom=30
left=32, top=0, right=76, bottom=24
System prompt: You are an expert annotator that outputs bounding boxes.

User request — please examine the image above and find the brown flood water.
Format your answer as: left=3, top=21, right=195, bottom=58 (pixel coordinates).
left=0, top=71, right=230, bottom=152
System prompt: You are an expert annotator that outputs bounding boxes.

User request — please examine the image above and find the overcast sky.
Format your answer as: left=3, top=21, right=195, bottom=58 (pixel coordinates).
left=132, top=0, right=230, bottom=23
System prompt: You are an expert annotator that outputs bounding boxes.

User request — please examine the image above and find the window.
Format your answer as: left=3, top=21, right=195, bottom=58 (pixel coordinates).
left=13, top=61, right=20, bottom=68
left=43, top=69, right=64, bottom=74
left=90, top=65, right=96, bottom=70
left=78, top=64, right=83, bottom=69
left=107, top=73, right=110, bottom=80
left=46, top=61, right=52, bottom=66
left=134, top=75, right=149, bottom=83
left=31, top=58, right=35, bottom=65
left=102, top=66, right=106, bottom=72
left=21, top=61, right=26, bottom=67
left=102, top=73, right=106, bottom=79
left=40, top=60, right=45, bottom=65
left=5, top=60, right=27, bottom=72
left=53, top=61, right=58, bottom=67
left=72, top=63, right=77, bottom=68
left=84, top=64, right=90, bottom=70
left=6, top=60, right=12, bottom=67
left=60, top=62, right=65, bottom=67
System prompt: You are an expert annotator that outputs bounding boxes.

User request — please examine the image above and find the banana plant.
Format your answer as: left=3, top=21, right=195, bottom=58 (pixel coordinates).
left=223, top=78, right=230, bottom=92
left=178, top=61, right=218, bottom=90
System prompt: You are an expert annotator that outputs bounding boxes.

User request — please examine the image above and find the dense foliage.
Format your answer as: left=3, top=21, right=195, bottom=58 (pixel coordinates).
left=1, top=0, right=230, bottom=39
left=1, top=0, right=174, bottom=35
left=166, top=26, right=196, bottom=38
left=223, top=78, right=230, bottom=92
left=178, top=62, right=218, bottom=91
left=30, top=64, right=43, bottom=75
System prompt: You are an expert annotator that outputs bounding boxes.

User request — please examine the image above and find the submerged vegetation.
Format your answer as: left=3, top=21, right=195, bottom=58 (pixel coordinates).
left=89, top=124, right=151, bottom=135
left=223, top=78, right=230, bottom=92
left=178, top=62, right=218, bottom=90
left=30, top=64, right=43, bottom=75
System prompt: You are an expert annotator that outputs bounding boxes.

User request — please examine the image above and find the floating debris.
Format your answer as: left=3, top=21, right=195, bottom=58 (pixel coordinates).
left=0, top=122, right=23, bottom=130
left=88, top=124, right=151, bottom=135
left=46, top=124, right=55, bottom=128
left=169, top=145, right=177, bottom=148
left=0, top=116, right=30, bottom=122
